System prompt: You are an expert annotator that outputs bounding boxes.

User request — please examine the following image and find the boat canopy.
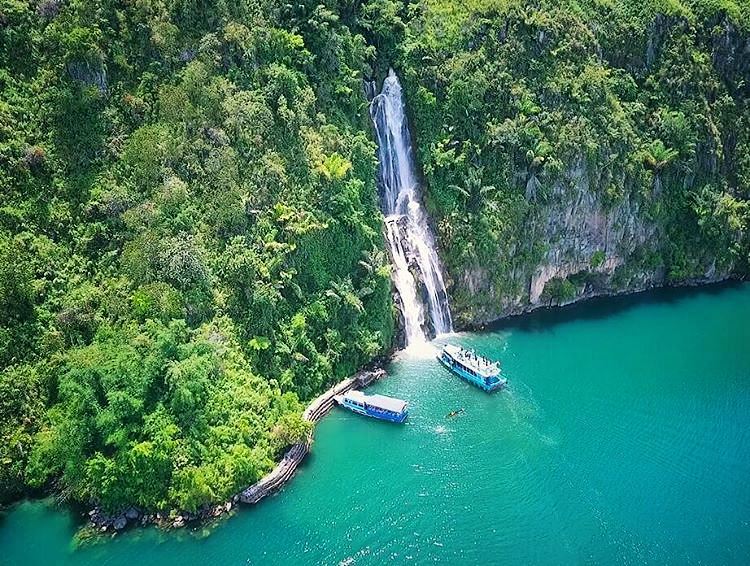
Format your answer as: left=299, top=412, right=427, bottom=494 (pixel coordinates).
left=443, top=344, right=463, bottom=357
left=345, top=390, right=408, bottom=413
left=442, top=344, right=500, bottom=378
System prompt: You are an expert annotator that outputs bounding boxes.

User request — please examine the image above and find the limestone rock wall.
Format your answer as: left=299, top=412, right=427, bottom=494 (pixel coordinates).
left=454, top=154, right=734, bottom=326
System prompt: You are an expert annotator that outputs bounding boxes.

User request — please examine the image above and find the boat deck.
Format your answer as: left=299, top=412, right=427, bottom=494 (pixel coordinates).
left=439, top=344, right=506, bottom=392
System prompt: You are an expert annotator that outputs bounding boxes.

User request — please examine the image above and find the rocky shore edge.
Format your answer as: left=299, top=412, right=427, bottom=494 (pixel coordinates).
left=82, top=279, right=747, bottom=534
left=465, top=275, right=741, bottom=330
left=86, top=367, right=386, bottom=533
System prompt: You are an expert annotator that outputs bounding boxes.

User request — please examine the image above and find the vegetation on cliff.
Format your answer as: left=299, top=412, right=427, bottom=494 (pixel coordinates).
left=0, top=0, right=393, bottom=511
left=373, top=0, right=750, bottom=322
left=2, top=0, right=749, bottom=517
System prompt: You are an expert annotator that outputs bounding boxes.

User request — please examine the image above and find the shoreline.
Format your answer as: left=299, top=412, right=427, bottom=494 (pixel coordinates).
left=462, top=275, right=744, bottom=332
left=85, top=367, right=387, bottom=533
left=4, top=279, right=748, bottom=563
left=66, top=277, right=750, bottom=533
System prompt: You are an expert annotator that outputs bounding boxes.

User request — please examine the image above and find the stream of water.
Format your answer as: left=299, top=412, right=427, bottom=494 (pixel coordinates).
left=369, top=70, right=452, bottom=344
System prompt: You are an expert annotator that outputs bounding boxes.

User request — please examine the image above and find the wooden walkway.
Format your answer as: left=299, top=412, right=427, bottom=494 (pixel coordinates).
left=238, top=368, right=385, bottom=505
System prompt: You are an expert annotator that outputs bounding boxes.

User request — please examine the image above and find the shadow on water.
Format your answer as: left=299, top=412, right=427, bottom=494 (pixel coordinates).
left=487, top=280, right=746, bottom=334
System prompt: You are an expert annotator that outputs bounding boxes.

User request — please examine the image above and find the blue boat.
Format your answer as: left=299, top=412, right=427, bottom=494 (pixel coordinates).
left=438, top=344, right=507, bottom=392
left=334, top=390, right=409, bottom=423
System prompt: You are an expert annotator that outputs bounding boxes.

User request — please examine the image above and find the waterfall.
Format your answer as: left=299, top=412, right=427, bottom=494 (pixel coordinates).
left=368, top=69, right=453, bottom=345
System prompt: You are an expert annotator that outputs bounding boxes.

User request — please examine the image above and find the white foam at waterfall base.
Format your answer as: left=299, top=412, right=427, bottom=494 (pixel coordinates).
left=398, top=340, right=439, bottom=360
left=385, top=217, right=427, bottom=345
left=370, top=69, right=453, bottom=346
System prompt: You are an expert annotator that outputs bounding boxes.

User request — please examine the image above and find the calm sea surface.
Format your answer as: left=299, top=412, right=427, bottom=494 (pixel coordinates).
left=2, top=284, right=749, bottom=565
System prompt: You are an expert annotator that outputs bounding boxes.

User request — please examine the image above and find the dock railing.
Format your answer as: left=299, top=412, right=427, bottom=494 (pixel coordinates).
left=239, top=368, right=385, bottom=505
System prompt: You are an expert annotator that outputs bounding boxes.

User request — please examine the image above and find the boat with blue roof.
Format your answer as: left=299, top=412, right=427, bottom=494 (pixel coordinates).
left=438, top=344, right=507, bottom=392
left=334, top=390, right=409, bottom=423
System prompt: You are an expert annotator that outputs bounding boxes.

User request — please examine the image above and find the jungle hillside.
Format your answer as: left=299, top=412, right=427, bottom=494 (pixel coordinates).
left=1, top=0, right=749, bottom=517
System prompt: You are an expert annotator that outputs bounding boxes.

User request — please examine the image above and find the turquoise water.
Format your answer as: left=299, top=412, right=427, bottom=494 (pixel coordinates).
left=2, top=284, right=750, bottom=565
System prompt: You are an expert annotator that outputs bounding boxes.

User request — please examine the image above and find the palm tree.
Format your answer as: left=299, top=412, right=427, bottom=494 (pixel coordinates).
left=643, top=139, right=679, bottom=195
left=448, top=166, right=496, bottom=210
left=643, top=139, right=679, bottom=171
left=317, top=153, right=352, bottom=181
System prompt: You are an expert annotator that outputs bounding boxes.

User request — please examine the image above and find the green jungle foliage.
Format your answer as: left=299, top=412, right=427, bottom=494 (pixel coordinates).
left=0, top=0, right=394, bottom=511
left=367, top=0, right=750, bottom=321
left=2, top=0, right=749, bottom=517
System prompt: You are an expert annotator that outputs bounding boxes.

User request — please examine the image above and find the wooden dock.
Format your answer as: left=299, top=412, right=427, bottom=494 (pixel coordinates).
left=238, top=368, right=385, bottom=505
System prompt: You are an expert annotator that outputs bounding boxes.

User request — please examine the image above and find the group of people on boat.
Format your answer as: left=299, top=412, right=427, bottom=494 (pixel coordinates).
left=455, top=347, right=497, bottom=369
left=439, top=344, right=506, bottom=391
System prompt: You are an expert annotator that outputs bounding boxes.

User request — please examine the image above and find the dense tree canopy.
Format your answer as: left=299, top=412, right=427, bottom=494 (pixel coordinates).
left=1, top=0, right=748, bottom=517
left=0, top=0, right=394, bottom=511
left=389, top=0, right=749, bottom=320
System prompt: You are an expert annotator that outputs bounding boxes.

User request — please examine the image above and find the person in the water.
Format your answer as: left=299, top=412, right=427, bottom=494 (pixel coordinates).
left=446, top=408, right=465, bottom=418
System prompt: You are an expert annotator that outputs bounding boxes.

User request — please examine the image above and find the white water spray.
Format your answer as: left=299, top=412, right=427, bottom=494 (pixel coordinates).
left=369, top=70, right=453, bottom=345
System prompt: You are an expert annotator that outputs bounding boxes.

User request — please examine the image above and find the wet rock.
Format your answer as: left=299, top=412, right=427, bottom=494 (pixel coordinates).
left=204, top=127, right=228, bottom=146
left=711, top=17, right=750, bottom=96
left=646, top=14, right=676, bottom=69
left=67, top=60, right=107, bottom=92
left=113, top=516, right=127, bottom=530
left=36, top=0, right=62, bottom=19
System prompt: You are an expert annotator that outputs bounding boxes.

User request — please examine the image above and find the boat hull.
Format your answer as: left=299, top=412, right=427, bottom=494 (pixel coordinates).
left=438, top=353, right=506, bottom=392
left=337, top=400, right=408, bottom=423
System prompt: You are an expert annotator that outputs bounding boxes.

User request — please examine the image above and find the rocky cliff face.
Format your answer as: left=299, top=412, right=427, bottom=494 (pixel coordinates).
left=711, top=18, right=750, bottom=98
left=401, top=9, right=750, bottom=328
left=455, top=157, right=734, bottom=326
left=526, top=161, right=662, bottom=301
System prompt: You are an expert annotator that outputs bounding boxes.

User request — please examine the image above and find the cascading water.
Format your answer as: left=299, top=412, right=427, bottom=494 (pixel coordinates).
left=368, top=69, right=453, bottom=346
